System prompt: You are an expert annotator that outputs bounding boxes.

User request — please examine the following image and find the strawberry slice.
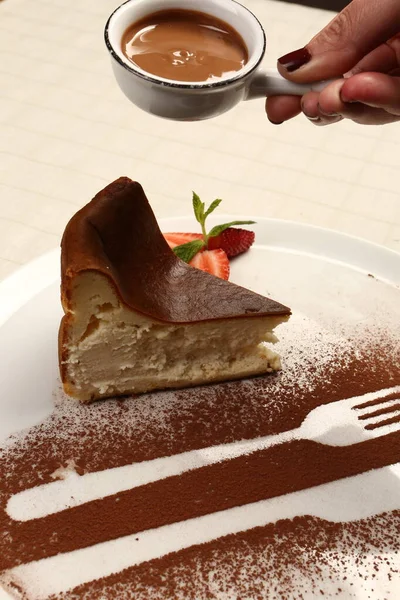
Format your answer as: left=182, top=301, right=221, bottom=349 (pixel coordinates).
left=164, top=232, right=203, bottom=249
left=207, top=227, right=255, bottom=258
left=189, top=249, right=230, bottom=280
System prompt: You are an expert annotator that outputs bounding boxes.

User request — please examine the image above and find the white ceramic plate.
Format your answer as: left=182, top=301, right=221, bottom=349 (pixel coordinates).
left=0, top=217, right=399, bottom=599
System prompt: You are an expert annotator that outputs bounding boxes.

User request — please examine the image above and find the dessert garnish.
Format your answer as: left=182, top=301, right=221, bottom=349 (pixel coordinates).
left=164, top=193, right=255, bottom=280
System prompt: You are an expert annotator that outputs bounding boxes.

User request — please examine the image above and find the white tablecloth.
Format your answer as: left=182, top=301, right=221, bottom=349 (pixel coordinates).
left=0, top=0, right=399, bottom=281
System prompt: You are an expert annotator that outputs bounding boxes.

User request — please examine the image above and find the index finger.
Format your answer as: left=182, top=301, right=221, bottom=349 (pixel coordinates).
left=346, top=34, right=400, bottom=76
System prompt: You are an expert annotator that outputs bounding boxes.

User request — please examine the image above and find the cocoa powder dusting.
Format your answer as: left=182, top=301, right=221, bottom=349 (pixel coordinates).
left=0, top=319, right=399, bottom=598
left=58, top=511, right=400, bottom=599
left=2, top=432, right=400, bottom=570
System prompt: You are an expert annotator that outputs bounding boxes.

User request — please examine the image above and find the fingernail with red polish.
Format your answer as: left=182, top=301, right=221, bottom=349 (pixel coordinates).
left=268, top=119, right=284, bottom=125
left=278, top=47, right=312, bottom=73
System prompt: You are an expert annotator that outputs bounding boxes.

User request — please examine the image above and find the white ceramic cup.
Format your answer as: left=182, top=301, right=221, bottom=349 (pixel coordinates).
left=105, top=0, right=331, bottom=121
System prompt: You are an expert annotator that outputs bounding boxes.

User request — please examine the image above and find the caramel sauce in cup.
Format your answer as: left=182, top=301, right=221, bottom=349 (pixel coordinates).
left=121, top=9, right=248, bottom=83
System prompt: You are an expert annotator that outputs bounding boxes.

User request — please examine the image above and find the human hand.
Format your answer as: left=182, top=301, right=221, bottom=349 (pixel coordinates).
left=266, top=0, right=400, bottom=126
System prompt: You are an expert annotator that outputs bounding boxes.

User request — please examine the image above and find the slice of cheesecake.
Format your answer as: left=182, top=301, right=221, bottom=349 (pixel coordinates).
left=59, top=177, right=290, bottom=402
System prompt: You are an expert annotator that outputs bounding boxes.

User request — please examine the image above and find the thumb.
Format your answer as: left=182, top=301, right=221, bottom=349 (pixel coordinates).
left=277, top=0, right=400, bottom=82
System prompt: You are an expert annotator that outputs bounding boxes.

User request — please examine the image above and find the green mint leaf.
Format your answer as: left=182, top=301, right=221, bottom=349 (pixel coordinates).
left=204, top=199, right=222, bottom=219
left=208, top=220, right=256, bottom=239
left=192, top=192, right=205, bottom=225
left=173, top=239, right=205, bottom=263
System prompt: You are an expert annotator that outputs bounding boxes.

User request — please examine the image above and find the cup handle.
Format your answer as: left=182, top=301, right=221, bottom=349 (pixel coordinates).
left=245, top=67, right=339, bottom=100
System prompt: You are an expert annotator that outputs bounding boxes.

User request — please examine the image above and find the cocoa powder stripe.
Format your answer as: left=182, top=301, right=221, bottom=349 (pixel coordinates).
left=1, top=431, right=400, bottom=571
left=354, top=391, right=400, bottom=410
left=358, top=403, right=400, bottom=421
left=365, top=415, right=400, bottom=431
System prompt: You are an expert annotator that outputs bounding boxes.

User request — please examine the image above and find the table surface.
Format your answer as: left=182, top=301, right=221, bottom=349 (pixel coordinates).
left=0, top=0, right=399, bottom=283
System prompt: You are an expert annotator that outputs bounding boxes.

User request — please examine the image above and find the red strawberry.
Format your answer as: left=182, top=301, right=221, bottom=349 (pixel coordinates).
left=207, top=228, right=255, bottom=258
left=164, top=232, right=203, bottom=249
left=190, top=249, right=230, bottom=280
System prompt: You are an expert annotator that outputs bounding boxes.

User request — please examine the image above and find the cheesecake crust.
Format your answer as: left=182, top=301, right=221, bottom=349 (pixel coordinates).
left=61, top=177, right=290, bottom=324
